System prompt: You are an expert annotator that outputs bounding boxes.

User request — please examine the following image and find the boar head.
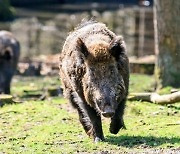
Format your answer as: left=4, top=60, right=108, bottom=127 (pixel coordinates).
left=77, top=36, right=128, bottom=118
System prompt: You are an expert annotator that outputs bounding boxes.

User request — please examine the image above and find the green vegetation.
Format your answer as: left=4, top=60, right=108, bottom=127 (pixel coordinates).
left=129, top=73, right=155, bottom=93
left=0, top=0, right=14, bottom=21
left=0, top=74, right=179, bottom=153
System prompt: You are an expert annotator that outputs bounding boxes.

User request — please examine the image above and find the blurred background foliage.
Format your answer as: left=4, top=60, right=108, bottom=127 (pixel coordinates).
left=0, top=0, right=14, bottom=21
left=0, top=0, right=155, bottom=76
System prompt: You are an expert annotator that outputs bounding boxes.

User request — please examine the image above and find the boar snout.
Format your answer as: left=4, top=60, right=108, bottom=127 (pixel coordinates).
left=102, top=105, right=115, bottom=118
left=95, top=91, right=116, bottom=118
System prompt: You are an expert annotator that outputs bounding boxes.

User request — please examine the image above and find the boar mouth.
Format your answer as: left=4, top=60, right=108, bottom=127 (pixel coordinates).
left=102, top=111, right=115, bottom=118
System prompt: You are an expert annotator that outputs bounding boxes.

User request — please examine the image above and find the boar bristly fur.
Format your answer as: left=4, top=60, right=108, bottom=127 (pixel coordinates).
left=59, top=20, right=129, bottom=142
left=0, top=31, right=20, bottom=94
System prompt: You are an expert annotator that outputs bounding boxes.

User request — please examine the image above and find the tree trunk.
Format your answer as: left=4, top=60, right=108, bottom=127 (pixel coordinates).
left=154, top=0, right=180, bottom=88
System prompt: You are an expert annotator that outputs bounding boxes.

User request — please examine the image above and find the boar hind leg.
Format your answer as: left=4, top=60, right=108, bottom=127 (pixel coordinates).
left=110, top=99, right=126, bottom=134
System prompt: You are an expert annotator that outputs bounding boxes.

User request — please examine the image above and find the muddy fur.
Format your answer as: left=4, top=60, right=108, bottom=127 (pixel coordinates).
left=59, top=20, right=129, bottom=141
left=0, top=31, right=20, bottom=94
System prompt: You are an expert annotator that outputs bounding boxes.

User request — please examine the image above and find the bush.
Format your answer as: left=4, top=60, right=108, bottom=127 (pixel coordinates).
left=0, top=0, right=14, bottom=21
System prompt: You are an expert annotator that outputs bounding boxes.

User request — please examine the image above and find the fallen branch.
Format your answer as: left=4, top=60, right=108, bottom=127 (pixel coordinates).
left=128, top=91, right=180, bottom=104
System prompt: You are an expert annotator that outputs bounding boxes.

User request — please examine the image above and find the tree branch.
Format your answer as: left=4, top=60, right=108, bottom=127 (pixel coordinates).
left=128, top=91, right=180, bottom=104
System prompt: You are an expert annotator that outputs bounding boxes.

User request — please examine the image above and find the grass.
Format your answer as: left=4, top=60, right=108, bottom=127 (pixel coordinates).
left=0, top=74, right=180, bottom=153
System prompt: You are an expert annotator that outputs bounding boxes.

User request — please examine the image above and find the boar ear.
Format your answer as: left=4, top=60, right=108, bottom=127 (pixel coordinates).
left=4, top=48, right=13, bottom=60
left=109, top=36, right=126, bottom=60
left=77, top=38, right=88, bottom=58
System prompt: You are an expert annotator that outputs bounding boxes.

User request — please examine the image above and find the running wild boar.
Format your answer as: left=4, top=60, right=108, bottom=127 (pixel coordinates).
left=0, top=31, right=20, bottom=94
left=59, top=20, right=129, bottom=142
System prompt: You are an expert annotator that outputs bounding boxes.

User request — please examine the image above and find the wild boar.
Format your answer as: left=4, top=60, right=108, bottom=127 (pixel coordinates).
left=59, top=20, right=129, bottom=142
left=0, top=31, right=20, bottom=94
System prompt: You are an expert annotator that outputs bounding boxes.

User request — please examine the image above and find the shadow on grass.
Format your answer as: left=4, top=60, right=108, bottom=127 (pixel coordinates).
left=105, top=135, right=179, bottom=148
left=167, top=105, right=180, bottom=111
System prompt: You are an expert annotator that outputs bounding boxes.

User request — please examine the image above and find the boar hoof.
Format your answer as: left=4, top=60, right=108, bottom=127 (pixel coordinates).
left=94, top=137, right=104, bottom=143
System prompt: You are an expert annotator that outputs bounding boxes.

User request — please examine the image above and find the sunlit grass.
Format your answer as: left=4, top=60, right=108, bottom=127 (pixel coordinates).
left=0, top=74, right=179, bottom=153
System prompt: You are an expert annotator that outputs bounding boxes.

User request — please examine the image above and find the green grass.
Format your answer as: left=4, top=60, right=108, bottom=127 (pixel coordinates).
left=129, top=73, right=155, bottom=93
left=0, top=74, right=180, bottom=153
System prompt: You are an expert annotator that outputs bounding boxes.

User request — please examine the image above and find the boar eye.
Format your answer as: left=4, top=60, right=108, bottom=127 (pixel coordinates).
left=102, top=66, right=105, bottom=70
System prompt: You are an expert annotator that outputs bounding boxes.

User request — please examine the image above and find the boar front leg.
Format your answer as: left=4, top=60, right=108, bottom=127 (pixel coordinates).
left=69, top=92, right=92, bottom=134
left=70, top=92, right=104, bottom=142
left=84, top=104, right=104, bottom=142
left=110, top=99, right=126, bottom=134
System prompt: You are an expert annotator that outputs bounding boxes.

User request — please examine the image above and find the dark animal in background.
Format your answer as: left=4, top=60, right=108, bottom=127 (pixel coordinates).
left=59, top=20, right=129, bottom=142
left=0, top=31, right=20, bottom=94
